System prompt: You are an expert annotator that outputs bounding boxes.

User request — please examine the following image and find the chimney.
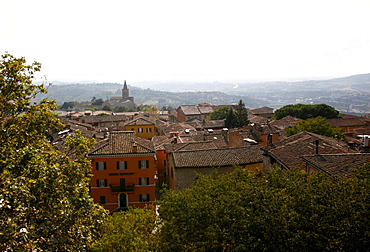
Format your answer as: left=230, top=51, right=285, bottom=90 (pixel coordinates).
left=132, top=142, right=138, bottom=153
left=364, top=136, right=369, bottom=147
left=315, top=140, right=319, bottom=154
left=171, top=136, right=177, bottom=144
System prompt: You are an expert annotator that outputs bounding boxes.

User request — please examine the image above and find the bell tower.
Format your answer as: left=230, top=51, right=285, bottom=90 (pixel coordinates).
left=122, top=80, right=129, bottom=99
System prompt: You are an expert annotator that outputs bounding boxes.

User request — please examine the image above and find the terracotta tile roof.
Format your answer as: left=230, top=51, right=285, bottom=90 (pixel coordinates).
left=190, top=132, right=229, bottom=148
left=269, top=116, right=301, bottom=130
left=237, top=130, right=262, bottom=143
left=249, top=115, right=270, bottom=124
left=243, top=123, right=279, bottom=135
left=171, top=146, right=263, bottom=168
left=301, top=153, right=370, bottom=178
left=326, top=117, right=367, bottom=128
left=124, top=117, right=155, bottom=126
left=81, top=115, right=128, bottom=124
left=198, top=102, right=215, bottom=106
left=164, top=141, right=218, bottom=153
left=88, top=131, right=155, bottom=156
left=186, top=119, right=225, bottom=129
left=133, top=113, right=157, bottom=123
left=249, top=106, right=274, bottom=114
left=178, top=105, right=201, bottom=115
left=342, top=114, right=362, bottom=119
left=351, top=127, right=370, bottom=136
left=152, top=135, right=173, bottom=150
left=263, top=131, right=355, bottom=170
left=197, top=106, right=214, bottom=114
left=162, top=123, right=197, bottom=136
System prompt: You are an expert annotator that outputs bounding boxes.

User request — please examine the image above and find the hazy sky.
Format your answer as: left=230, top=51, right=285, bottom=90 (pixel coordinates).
left=1, top=0, right=370, bottom=83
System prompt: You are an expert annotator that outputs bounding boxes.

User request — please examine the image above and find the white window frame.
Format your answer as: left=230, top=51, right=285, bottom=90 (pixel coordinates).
left=140, top=194, right=150, bottom=202
left=139, top=177, right=149, bottom=185
left=98, top=179, right=107, bottom=187
left=117, top=161, right=127, bottom=170
left=96, top=162, right=105, bottom=170
left=139, top=160, right=148, bottom=169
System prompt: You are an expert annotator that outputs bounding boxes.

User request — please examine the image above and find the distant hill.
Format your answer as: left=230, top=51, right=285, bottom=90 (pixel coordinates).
left=35, top=73, right=370, bottom=113
left=35, top=83, right=265, bottom=108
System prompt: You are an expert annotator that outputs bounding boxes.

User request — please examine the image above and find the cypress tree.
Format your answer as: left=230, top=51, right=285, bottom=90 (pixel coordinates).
left=235, top=99, right=250, bottom=128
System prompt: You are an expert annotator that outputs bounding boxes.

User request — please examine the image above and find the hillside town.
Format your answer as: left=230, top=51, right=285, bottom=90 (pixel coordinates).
left=2, top=54, right=370, bottom=251
left=52, top=84, right=370, bottom=212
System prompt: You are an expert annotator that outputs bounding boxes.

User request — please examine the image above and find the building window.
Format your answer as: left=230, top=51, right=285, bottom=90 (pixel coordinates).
left=96, top=162, right=106, bottom=170
left=139, top=194, right=150, bottom=202
left=146, top=127, right=152, bottom=133
left=117, top=161, right=127, bottom=170
left=100, top=196, right=106, bottom=204
left=138, top=128, right=143, bottom=133
left=139, top=177, right=149, bottom=185
left=139, top=160, right=149, bottom=169
left=97, top=179, right=107, bottom=187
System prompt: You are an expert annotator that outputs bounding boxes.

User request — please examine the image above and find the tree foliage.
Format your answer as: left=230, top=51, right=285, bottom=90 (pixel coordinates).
left=209, top=105, right=230, bottom=120
left=224, top=100, right=249, bottom=128
left=91, top=98, right=104, bottom=105
left=92, top=207, right=157, bottom=252
left=273, top=103, right=341, bottom=120
left=286, top=116, right=345, bottom=139
left=224, top=107, right=236, bottom=128
left=157, top=168, right=370, bottom=251
left=234, top=99, right=249, bottom=128
left=59, top=101, right=76, bottom=110
left=0, top=53, right=106, bottom=251
left=102, top=104, right=112, bottom=111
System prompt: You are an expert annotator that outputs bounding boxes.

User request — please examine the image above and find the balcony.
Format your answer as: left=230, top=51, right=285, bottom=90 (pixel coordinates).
left=110, top=184, right=135, bottom=193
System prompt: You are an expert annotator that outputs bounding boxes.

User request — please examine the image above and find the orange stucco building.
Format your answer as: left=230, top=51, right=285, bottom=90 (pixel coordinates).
left=124, top=117, right=156, bottom=140
left=88, top=131, right=157, bottom=212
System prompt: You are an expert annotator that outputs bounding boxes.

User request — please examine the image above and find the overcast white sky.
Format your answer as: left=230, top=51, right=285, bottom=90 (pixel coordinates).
left=1, top=0, right=370, bottom=83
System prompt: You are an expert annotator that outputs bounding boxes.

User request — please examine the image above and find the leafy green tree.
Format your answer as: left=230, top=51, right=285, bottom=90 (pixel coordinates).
left=157, top=167, right=370, bottom=251
left=234, top=99, right=249, bottom=127
left=209, top=105, right=230, bottom=120
left=0, top=53, right=106, bottom=251
left=114, top=106, right=137, bottom=112
left=273, top=103, right=340, bottom=120
left=102, top=104, right=112, bottom=111
left=286, top=116, right=345, bottom=139
left=224, top=107, right=236, bottom=128
left=60, top=101, right=76, bottom=110
left=92, top=98, right=104, bottom=105
left=92, top=207, right=157, bottom=252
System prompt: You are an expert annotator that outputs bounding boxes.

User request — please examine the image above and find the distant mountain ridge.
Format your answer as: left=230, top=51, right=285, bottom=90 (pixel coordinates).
left=36, top=73, right=370, bottom=112
left=36, top=83, right=264, bottom=108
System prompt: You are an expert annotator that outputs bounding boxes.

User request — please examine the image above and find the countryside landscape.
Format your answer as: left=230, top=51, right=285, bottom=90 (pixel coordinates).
left=2, top=53, right=370, bottom=251
left=2, top=0, right=370, bottom=250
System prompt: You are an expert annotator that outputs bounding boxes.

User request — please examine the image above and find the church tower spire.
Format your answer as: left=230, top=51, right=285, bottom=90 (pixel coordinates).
left=122, top=80, right=129, bottom=99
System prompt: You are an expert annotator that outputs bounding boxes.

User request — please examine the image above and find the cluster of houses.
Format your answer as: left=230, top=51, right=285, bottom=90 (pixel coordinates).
left=52, top=103, right=370, bottom=212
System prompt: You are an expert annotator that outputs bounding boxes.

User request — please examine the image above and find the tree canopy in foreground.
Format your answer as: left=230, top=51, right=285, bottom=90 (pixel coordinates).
left=273, top=103, right=341, bottom=120
left=0, top=53, right=106, bottom=251
left=92, top=206, right=157, bottom=252
left=157, top=166, right=370, bottom=251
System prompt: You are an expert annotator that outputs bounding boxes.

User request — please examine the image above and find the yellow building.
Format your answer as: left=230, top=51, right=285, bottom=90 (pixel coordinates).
left=124, top=117, right=155, bottom=139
